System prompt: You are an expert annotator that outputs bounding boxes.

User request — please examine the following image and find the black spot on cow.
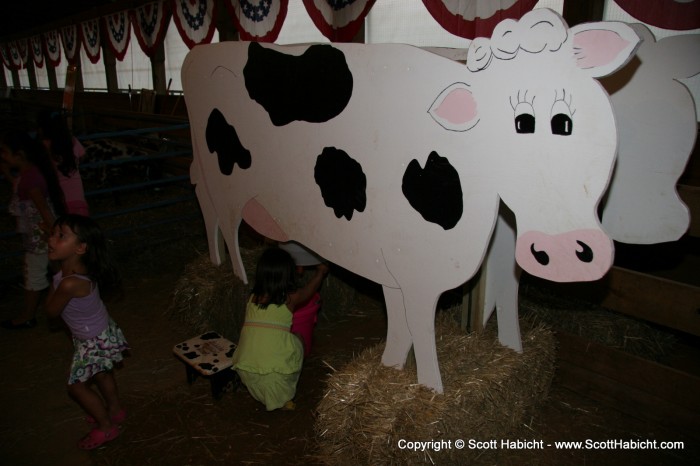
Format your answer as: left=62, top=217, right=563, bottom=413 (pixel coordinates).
left=182, top=351, right=199, bottom=360
left=314, top=147, right=366, bottom=221
left=244, top=42, right=353, bottom=126
left=402, top=151, right=463, bottom=230
left=200, top=331, right=221, bottom=340
left=205, top=108, right=252, bottom=175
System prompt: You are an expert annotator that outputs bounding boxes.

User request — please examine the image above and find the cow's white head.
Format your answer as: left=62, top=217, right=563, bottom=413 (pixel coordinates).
left=429, top=8, right=640, bottom=282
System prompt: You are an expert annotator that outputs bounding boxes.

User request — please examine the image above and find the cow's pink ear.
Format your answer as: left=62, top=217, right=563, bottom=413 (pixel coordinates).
left=571, top=21, right=641, bottom=78
left=429, top=82, right=479, bottom=132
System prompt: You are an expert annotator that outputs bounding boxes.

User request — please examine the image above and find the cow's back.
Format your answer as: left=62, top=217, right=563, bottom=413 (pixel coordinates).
left=183, top=42, right=499, bottom=289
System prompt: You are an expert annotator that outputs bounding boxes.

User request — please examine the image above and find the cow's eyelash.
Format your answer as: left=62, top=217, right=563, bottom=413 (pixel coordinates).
left=553, top=89, right=575, bottom=115
left=509, top=90, right=535, bottom=111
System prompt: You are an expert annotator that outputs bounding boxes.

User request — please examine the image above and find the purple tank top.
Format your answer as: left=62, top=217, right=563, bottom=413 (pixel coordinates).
left=53, top=271, right=109, bottom=339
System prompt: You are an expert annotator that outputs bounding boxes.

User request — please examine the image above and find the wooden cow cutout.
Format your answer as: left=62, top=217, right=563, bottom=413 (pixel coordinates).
left=484, top=26, right=700, bottom=353
left=182, top=9, right=639, bottom=392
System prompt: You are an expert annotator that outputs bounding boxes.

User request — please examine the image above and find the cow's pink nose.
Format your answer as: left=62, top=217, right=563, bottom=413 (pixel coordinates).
left=515, top=229, right=613, bottom=282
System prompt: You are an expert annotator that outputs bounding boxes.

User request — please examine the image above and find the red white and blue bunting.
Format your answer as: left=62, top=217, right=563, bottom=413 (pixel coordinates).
left=302, top=0, right=376, bottom=42
left=61, top=25, right=80, bottom=64
left=81, top=19, right=101, bottom=64
left=173, top=0, right=217, bottom=49
left=44, top=30, right=62, bottom=68
left=421, top=0, right=538, bottom=39
left=2, top=0, right=551, bottom=69
left=30, top=35, right=44, bottom=68
left=0, top=45, right=13, bottom=70
left=226, top=0, right=288, bottom=42
left=8, top=41, right=26, bottom=69
left=16, top=39, right=29, bottom=69
left=104, top=11, right=131, bottom=61
left=130, top=0, right=172, bottom=57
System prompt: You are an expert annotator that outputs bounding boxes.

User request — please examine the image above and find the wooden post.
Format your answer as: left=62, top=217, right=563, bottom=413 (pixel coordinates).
left=102, top=34, right=119, bottom=93
left=25, top=60, right=37, bottom=89
left=151, top=41, right=167, bottom=95
left=0, top=63, right=7, bottom=91
left=46, top=61, right=57, bottom=90
left=10, top=68, right=20, bottom=89
left=216, top=0, right=239, bottom=41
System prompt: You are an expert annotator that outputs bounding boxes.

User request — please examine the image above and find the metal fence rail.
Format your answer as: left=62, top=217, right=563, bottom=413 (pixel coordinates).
left=0, top=123, right=199, bottom=279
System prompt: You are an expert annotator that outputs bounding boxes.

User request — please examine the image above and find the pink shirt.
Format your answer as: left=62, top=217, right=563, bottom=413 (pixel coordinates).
left=16, top=166, right=47, bottom=200
left=53, top=137, right=89, bottom=215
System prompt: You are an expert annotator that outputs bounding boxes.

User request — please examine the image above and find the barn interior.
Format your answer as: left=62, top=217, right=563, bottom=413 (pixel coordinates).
left=0, top=1, right=698, bottom=465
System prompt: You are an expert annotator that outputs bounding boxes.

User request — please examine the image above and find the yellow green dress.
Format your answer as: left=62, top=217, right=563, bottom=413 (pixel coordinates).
left=232, top=298, right=304, bottom=410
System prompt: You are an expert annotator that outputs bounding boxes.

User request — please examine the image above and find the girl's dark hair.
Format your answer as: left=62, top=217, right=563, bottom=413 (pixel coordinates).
left=250, top=248, right=297, bottom=309
left=37, top=109, right=76, bottom=177
left=3, top=129, right=66, bottom=216
left=54, top=214, right=121, bottom=295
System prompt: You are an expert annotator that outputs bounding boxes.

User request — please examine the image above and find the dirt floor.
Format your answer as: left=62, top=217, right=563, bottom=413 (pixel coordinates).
left=1, top=236, right=699, bottom=466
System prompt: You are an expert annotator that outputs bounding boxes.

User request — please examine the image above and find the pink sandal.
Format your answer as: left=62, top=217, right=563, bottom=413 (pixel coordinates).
left=85, top=409, right=127, bottom=427
left=77, top=426, right=120, bottom=450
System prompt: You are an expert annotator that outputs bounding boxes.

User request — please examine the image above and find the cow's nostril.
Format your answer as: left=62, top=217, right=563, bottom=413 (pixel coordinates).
left=575, top=240, right=593, bottom=263
left=530, top=244, right=549, bottom=266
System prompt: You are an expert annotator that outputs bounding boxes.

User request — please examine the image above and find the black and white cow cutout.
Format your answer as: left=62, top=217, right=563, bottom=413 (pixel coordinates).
left=182, top=9, right=639, bottom=393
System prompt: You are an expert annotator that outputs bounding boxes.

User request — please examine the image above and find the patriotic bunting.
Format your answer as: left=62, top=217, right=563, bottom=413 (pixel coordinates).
left=0, top=0, right=561, bottom=70
left=614, top=0, right=700, bottom=30
left=16, top=39, right=29, bottom=69
left=8, top=41, right=25, bottom=69
left=104, top=11, right=131, bottom=61
left=0, top=44, right=13, bottom=69
left=61, top=25, right=80, bottom=64
left=130, top=0, right=171, bottom=57
left=172, top=0, right=217, bottom=49
left=225, top=0, right=288, bottom=42
left=421, top=0, right=537, bottom=39
left=302, top=0, right=376, bottom=42
left=30, top=36, right=44, bottom=68
left=81, top=19, right=101, bottom=64
left=44, top=30, right=62, bottom=67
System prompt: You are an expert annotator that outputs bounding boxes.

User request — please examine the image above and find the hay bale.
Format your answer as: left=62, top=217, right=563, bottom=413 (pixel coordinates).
left=167, top=244, right=364, bottom=341
left=167, top=246, right=262, bottom=341
left=315, top=311, right=555, bottom=465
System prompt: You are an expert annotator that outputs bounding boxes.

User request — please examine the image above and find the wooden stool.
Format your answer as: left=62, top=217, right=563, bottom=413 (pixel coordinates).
left=173, top=331, right=240, bottom=400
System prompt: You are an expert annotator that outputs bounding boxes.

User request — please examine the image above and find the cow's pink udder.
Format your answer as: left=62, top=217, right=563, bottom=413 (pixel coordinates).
left=515, top=229, right=612, bottom=282
left=242, top=198, right=289, bottom=243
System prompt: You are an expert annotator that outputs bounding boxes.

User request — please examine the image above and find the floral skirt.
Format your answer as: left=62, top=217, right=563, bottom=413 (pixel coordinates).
left=69, top=318, right=129, bottom=384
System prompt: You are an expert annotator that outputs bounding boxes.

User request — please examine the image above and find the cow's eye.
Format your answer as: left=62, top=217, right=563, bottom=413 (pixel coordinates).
left=551, top=96, right=573, bottom=136
left=515, top=113, right=535, bottom=133
left=551, top=114, right=572, bottom=135
left=513, top=101, right=535, bottom=134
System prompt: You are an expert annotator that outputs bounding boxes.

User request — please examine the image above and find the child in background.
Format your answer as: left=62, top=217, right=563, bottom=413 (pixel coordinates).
left=1, top=130, right=65, bottom=329
left=232, top=247, right=329, bottom=411
left=37, top=109, right=89, bottom=216
left=45, top=214, right=128, bottom=450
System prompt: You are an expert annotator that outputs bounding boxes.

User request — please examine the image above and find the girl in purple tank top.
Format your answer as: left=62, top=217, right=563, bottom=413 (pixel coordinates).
left=46, top=215, right=129, bottom=450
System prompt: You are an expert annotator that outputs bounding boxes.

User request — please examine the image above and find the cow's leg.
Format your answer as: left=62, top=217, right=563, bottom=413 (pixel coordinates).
left=404, top=289, right=443, bottom=393
left=483, top=208, right=523, bottom=352
left=194, top=185, right=248, bottom=284
left=226, top=216, right=248, bottom=284
left=195, top=184, right=225, bottom=266
left=382, top=285, right=445, bottom=392
left=380, top=285, right=412, bottom=370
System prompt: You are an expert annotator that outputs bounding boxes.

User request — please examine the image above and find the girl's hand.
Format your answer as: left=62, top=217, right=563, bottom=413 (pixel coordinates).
left=316, top=263, right=330, bottom=276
